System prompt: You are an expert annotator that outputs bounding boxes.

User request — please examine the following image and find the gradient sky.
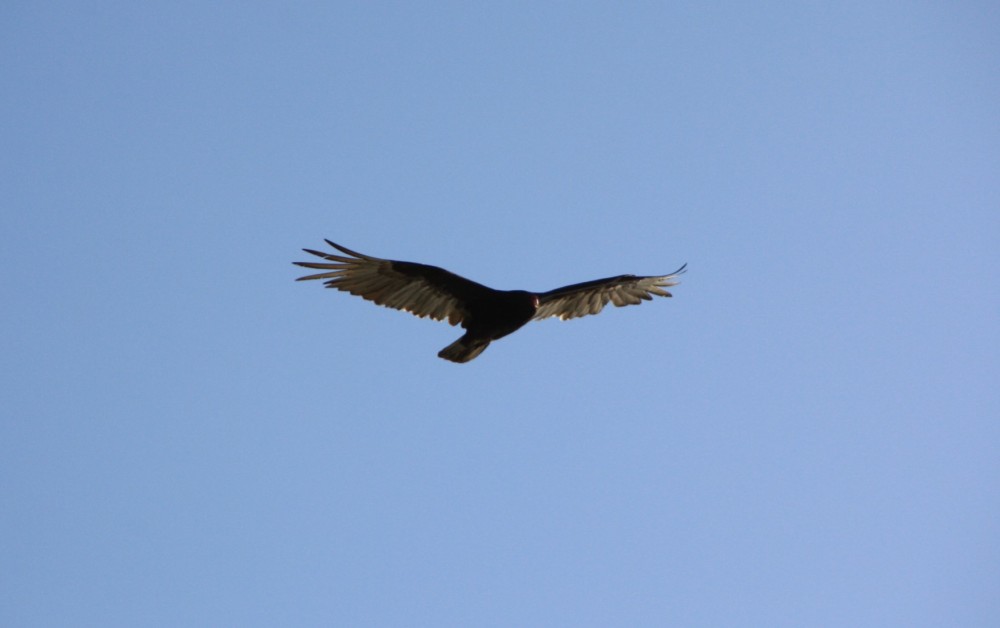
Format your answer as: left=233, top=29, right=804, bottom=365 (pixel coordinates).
left=2, top=2, right=998, bottom=626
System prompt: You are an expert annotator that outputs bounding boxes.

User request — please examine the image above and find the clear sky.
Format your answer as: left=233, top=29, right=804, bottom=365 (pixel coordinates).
left=2, top=2, right=998, bottom=626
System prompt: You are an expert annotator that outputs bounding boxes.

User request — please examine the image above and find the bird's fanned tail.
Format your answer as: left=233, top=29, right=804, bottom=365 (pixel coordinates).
left=437, top=335, right=491, bottom=363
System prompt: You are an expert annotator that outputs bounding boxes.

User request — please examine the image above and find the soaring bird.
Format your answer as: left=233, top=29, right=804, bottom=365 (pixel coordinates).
left=294, top=240, right=686, bottom=363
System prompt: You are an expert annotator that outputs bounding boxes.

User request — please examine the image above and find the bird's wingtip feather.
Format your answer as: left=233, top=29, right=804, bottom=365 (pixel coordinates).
left=323, top=239, right=372, bottom=260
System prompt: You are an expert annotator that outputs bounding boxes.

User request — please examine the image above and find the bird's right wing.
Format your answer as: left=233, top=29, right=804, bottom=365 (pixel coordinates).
left=294, top=240, right=491, bottom=325
left=534, top=265, right=687, bottom=321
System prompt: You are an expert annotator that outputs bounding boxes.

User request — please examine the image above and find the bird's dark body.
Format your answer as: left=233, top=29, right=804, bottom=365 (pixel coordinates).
left=430, top=289, right=541, bottom=363
left=294, top=240, right=685, bottom=363
left=388, top=260, right=538, bottom=359
left=463, top=290, right=539, bottom=340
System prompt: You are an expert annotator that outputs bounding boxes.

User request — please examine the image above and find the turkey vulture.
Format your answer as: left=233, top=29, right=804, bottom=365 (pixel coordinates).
left=294, top=240, right=686, bottom=363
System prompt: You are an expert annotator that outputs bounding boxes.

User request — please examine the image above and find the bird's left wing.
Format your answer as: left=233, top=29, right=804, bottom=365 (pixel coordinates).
left=294, top=240, right=491, bottom=325
left=534, top=264, right=687, bottom=321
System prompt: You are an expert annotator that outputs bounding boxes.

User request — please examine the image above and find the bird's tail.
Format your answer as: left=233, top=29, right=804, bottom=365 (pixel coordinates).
left=438, top=335, right=491, bottom=363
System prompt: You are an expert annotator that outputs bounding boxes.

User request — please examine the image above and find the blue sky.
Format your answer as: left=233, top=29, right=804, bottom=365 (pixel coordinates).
left=2, top=2, right=998, bottom=626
